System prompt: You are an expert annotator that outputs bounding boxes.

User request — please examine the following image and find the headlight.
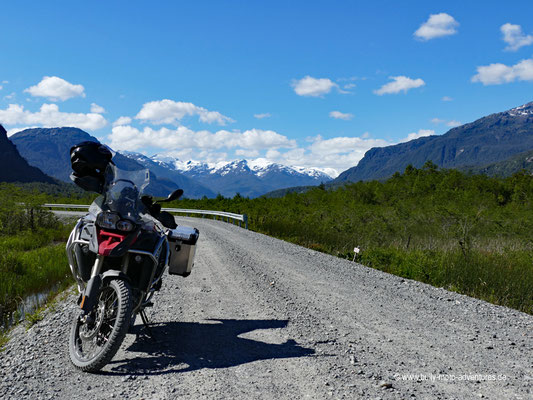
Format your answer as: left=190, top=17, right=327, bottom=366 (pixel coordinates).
left=116, top=220, right=134, bottom=232
left=96, top=212, right=135, bottom=232
left=97, top=212, right=120, bottom=229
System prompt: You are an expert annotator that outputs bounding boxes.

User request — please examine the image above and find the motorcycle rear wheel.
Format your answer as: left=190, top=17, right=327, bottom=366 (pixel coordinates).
left=69, top=279, right=132, bottom=372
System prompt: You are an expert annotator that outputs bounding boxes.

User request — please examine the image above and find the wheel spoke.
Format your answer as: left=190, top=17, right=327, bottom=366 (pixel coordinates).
left=69, top=279, right=132, bottom=371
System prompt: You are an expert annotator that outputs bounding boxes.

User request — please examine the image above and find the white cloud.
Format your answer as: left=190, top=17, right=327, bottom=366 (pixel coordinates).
left=431, top=118, right=462, bottom=127
left=0, top=86, right=2, bottom=91
left=374, top=76, right=425, bottom=95
left=414, top=13, right=459, bottom=41
left=343, top=83, right=356, bottom=90
left=329, top=111, right=354, bottom=120
left=0, top=103, right=107, bottom=131
left=250, top=135, right=388, bottom=176
left=291, top=76, right=338, bottom=97
left=441, top=96, right=453, bottom=101
left=308, top=136, right=386, bottom=156
left=446, top=120, right=461, bottom=127
left=400, top=129, right=435, bottom=142
left=2, top=80, right=8, bottom=84
left=90, top=103, right=106, bottom=114
left=290, top=135, right=388, bottom=176
left=254, top=113, right=271, bottom=119
left=4, top=92, right=15, bottom=100
left=108, top=125, right=296, bottom=152
left=471, top=58, right=533, bottom=85
left=24, top=76, right=85, bottom=101
left=112, top=116, right=132, bottom=127
left=501, top=23, right=533, bottom=51
left=135, top=99, right=234, bottom=125
left=265, top=149, right=281, bottom=159
left=235, top=149, right=260, bottom=158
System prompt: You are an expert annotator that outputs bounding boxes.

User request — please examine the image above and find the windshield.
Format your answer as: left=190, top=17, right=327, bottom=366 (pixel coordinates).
left=101, top=164, right=150, bottom=220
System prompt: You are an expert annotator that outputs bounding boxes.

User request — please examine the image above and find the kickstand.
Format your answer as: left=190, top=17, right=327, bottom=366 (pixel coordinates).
left=140, top=310, right=155, bottom=341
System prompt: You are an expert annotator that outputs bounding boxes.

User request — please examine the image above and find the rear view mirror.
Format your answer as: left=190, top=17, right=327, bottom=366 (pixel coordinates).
left=161, top=189, right=183, bottom=203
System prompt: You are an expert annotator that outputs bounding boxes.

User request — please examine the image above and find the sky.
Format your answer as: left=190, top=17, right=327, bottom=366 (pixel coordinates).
left=1, top=0, right=532, bottom=177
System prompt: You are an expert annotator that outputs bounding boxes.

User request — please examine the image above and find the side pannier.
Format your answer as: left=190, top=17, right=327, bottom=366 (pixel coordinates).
left=167, top=226, right=200, bottom=277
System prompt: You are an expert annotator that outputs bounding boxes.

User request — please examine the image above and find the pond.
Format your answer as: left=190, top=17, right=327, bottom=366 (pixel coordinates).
left=0, top=283, right=62, bottom=332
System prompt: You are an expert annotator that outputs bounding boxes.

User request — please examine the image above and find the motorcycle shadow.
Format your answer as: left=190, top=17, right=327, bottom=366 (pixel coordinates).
left=104, top=319, right=314, bottom=375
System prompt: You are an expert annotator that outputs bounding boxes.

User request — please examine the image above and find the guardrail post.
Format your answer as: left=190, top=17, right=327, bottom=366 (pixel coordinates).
left=243, top=214, right=248, bottom=229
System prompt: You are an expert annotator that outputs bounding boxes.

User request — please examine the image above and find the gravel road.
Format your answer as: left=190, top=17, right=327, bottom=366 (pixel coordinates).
left=1, top=217, right=531, bottom=399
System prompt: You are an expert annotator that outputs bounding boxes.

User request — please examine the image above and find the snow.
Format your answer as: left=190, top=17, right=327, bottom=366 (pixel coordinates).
left=151, top=153, right=177, bottom=164
left=247, top=158, right=276, bottom=170
left=507, top=103, right=533, bottom=117
left=125, top=151, right=336, bottom=180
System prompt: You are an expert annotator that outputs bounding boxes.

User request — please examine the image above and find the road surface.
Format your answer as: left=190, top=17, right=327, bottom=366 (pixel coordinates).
left=0, top=217, right=531, bottom=399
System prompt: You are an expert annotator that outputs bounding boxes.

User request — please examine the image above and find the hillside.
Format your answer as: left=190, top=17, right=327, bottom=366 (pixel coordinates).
left=462, top=148, right=533, bottom=177
left=0, top=125, right=55, bottom=184
left=10, top=127, right=98, bottom=182
left=335, top=101, right=533, bottom=183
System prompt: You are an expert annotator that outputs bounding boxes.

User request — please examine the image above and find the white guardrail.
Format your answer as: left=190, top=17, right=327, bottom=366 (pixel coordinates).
left=43, top=204, right=248, bottom=229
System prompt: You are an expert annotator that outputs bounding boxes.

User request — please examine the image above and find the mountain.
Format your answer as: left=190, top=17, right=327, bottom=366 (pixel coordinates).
left=127, top=154, right=333, bottom=198
left=463, top=148, right=533, bottom=177
left=335, top=102, right=533, bottom=183
left=120, top=152, right=215, bottom=198
left=0, top=124, right=55, bottom=184
left=10, top=127, right=98, bottom=182
left=9, top=126, right=333, bottom=198
left=9, top=127, right=194, bottom=197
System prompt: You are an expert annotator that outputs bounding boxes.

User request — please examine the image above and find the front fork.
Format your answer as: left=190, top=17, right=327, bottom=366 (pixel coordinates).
left=78, top=255, right=105, bottom=314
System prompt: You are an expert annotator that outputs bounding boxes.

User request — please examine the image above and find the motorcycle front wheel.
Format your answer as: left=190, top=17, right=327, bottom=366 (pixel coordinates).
left=69, top=278, right=132, bottom=372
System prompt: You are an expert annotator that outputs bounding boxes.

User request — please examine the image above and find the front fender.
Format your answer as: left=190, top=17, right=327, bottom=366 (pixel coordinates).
left=101, top=270, right=130, bottom=284
left=79, top=271, right=130, bottom=313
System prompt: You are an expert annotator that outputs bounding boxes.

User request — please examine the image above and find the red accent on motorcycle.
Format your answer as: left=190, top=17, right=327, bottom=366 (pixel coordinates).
left=97, top=229, right=128, bottom=256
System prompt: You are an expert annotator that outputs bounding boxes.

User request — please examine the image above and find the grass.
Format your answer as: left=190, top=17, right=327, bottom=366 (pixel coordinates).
left=358, top=247, right=533, bottom=314
left=0, top=331, right=8, bottom=351
left=253, top=226, right=533, bottom=315
left=0, top=225, right=71, bottom=253
left=0, top=188, right=77, bottom=349
left=0, top=243, right=73, bottom=314
left=0, top=226, right=74, bottom=341
left=25, top=309, right=44, bottom=327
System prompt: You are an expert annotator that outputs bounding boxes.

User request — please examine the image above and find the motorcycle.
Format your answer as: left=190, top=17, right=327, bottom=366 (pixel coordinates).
left=65, top=162, right=199, bottom=372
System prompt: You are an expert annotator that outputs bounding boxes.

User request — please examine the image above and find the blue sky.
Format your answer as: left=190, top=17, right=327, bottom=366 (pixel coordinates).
left=1, top=0, right=532, bottom=176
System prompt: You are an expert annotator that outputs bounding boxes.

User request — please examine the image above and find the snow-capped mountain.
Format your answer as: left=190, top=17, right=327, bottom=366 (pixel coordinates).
left=124, top=153, right=333, bottom=198
left=335, top=101, right=533, bottom=184
left=119, top=151, right=216, bottom=198
left=506, top=102, right=533, bottom=117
